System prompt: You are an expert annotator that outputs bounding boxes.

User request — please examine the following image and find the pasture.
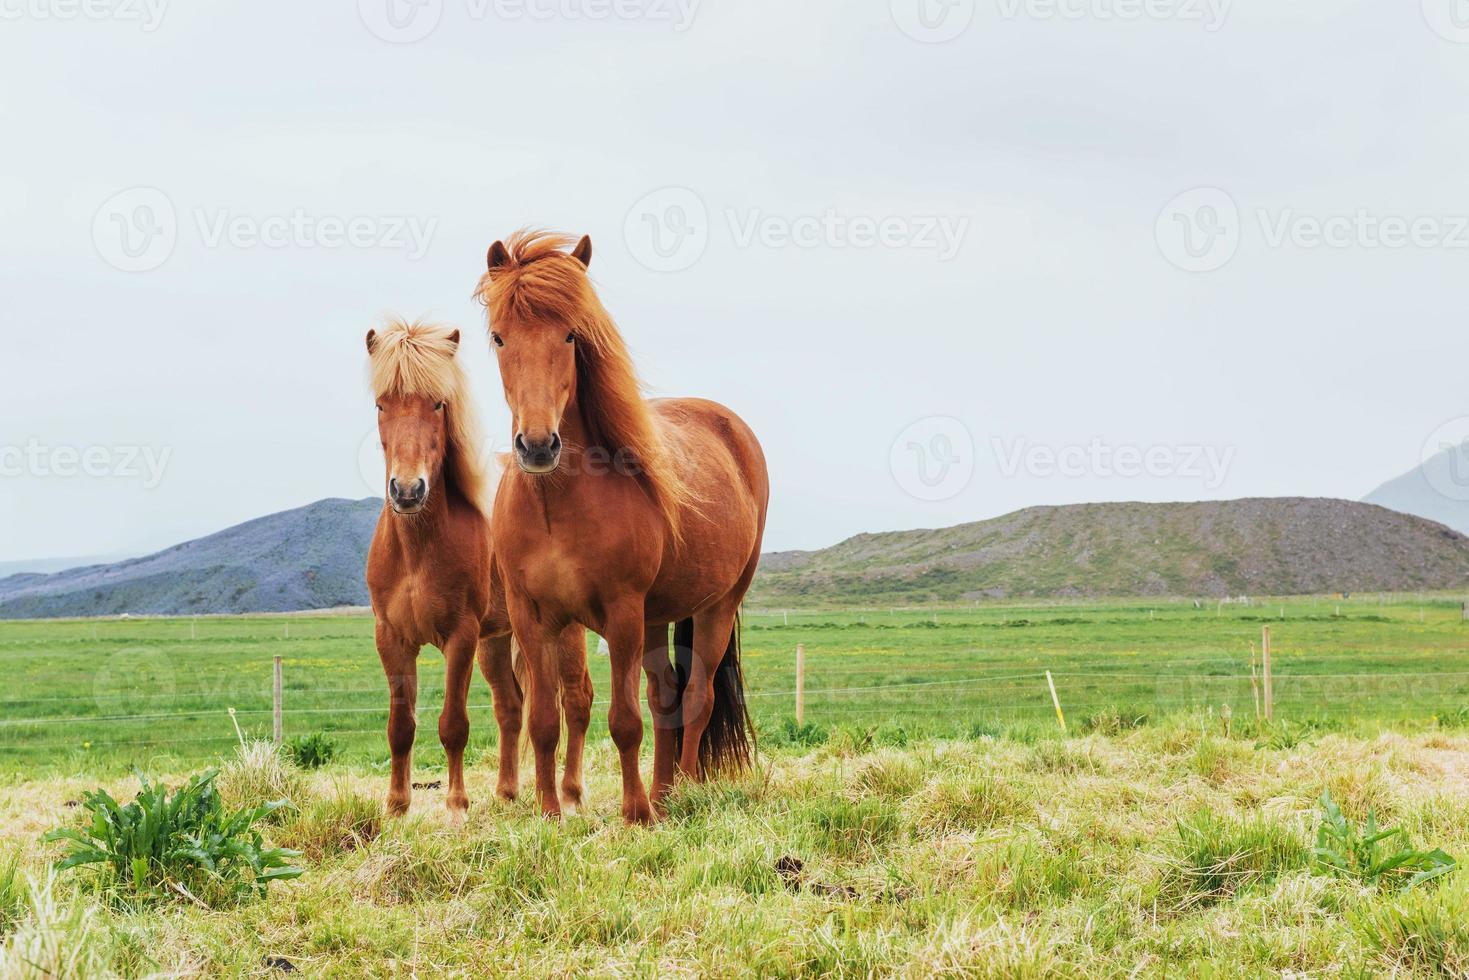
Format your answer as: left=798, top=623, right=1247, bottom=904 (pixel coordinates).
left=2, top=594, right=1468, bottom=977
left=1, top=594, right=1466, bottom=775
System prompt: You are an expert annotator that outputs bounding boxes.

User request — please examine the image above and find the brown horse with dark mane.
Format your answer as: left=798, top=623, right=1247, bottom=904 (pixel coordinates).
left=364, top=318, right=592, bottom=819
left=475, top=232, right=770, bottom=825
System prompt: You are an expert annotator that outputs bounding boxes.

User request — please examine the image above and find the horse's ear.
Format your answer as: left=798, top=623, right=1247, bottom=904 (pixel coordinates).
left=365, top=329, right=378, bottom=355
left=487, top=240, right=510, bottom=271
left=447, top=329, right=460, bottom=352
left=571, top=235, right=592, bottom=269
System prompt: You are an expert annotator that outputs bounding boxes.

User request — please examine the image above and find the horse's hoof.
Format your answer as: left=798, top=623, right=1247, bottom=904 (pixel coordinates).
left=386, top=795, right=410, bottom=817
left=496, top=786, right=517, bottom=804
left=621, top=799, right=655, bottom=827
left=559, top=786, right=583, bottom=814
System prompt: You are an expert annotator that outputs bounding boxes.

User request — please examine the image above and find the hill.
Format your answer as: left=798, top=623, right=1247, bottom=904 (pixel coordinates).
left=6, top=496, right=1468, bottom=619
left=749, top=497, right=1469, bottom=603
left=1363, top=446, right=1469, bottom=536
left=0, top=498, right=382, bottom=620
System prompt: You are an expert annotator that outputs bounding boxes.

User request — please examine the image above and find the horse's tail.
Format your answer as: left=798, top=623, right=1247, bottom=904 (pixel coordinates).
left=672, top=612, right=755, bottom=777
left=509, top=636, right=564, bottom=761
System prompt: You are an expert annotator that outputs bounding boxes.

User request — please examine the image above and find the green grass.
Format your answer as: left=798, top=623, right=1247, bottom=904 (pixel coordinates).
left=2, top=593, right=1467, bottom=775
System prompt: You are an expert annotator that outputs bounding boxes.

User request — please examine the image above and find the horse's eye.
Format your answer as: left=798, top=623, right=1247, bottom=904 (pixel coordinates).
left=376, top=404, right=383, bottom=412
left=566, top=332, right=575, bottom=344
left=434, top=402, right=445, bottom=412
left=492, top=334, right=504, bottom=348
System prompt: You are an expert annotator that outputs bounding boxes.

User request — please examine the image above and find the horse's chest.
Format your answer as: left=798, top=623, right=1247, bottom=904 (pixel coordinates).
left=379, top=578, right=454, bottom=645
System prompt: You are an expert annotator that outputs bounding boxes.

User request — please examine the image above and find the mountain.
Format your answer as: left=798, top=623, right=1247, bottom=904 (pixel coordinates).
left=749, top=498, right=1469, bottom=603
left=5, top=495, right=1468, bottom=619
left=0, top=498, right=383, bottom=620
left=1363, top=447, right=1469, bottom=536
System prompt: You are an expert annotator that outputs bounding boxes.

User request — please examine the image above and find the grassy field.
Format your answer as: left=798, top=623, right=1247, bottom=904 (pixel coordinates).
left=1, top=594, right=1466, bottom=775
left=3, top=725, right=1469, bottom=976
left=2, top=594, right=1468, bottom=977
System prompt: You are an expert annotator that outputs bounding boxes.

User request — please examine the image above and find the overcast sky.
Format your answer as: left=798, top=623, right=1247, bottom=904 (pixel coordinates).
left=2, top=0, right=1467, bottom=562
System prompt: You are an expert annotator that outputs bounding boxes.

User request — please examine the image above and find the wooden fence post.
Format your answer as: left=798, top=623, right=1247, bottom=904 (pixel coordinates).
left=1261, top=626, right=1273, bottom=723
left=794, top=643, right=805, bottom=726
left=273, top=656, right=284, bottom=747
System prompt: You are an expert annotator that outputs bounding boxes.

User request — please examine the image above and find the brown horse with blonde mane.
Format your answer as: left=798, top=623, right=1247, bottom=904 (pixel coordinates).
left=476, top=231, right=770, bottom=825
left=364, top=318, right=592, bottom=819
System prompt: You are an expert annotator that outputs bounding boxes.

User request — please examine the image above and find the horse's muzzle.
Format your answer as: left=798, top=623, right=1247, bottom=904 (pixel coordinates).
left=389, top=477, right=428, bottom=513
left=515, top=432, right=562, bottom=474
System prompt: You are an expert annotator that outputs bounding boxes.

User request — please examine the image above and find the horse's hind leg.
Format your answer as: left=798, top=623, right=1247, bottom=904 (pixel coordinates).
left=440, top=628, right=478, bottom=822
left=557, top=626, right=592, bottom=812
left=477, top=634, right=522, bottom=802
left=376, top=624, right=419, bottom=817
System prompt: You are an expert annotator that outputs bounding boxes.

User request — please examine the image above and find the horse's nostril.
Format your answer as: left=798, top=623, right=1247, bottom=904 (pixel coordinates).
left=549, top=433, right=561, bottom=454
left=515, top=433, right=528, bottom=454
left=389, top=477, right=399, bottom=496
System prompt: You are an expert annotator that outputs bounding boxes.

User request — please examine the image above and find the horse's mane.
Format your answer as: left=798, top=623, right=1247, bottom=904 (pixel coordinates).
left=368, top=318, right=491, bottom=517
left=474, top=229, right=695, bottom=543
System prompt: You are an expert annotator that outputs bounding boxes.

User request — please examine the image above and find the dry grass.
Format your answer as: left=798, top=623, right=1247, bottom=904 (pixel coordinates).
left=2, top=723, right=1467, bottom=977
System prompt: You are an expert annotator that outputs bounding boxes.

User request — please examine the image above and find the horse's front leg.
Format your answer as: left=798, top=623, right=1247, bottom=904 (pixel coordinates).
left=605, top=599, right=654, bottom=826
left=440, top=627, right=478, bottom=822
left=376, top=623, right=419, bottom=817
